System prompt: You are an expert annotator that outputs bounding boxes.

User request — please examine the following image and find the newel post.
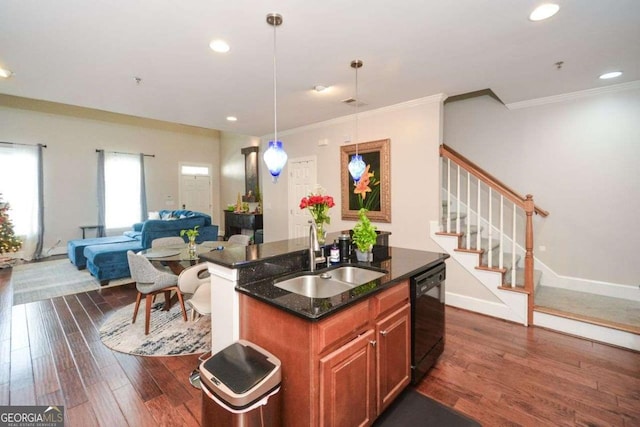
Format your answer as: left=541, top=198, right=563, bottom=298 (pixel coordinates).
left=524, top=194, right=535, bottom=326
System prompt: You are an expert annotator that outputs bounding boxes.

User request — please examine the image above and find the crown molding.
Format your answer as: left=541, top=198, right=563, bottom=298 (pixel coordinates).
left=506, top=80, right=640, bottom=110
left=271, top=93, right=447, bottom=138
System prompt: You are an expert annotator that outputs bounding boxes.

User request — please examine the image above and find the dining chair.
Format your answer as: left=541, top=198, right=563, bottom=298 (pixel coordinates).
left=126, top=250, right=187, bottom=334
left=178, top=263, right=211, bottom=321
left=228, top=234, right=251, bottom=246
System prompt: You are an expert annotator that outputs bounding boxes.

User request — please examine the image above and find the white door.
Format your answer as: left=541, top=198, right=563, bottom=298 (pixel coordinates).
left=180, top=174, right=212, bottom=214
left=288, top=157, right=316, bottom=239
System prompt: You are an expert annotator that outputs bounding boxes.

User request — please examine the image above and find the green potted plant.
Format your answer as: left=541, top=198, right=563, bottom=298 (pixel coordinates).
left=352, top=208, right=377, bottom=262
left=180, top=225, right=199, bottom=257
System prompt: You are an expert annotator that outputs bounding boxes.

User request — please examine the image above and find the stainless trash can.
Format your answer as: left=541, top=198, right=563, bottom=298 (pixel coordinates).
left=200, top=339, right=282, bottom=427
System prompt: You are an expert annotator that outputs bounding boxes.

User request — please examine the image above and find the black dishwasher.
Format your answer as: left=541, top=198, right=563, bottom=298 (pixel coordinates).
left=410, top=262, right=446, bottom=385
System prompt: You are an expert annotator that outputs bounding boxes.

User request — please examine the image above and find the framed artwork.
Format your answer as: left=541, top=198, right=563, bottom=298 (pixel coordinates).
left=340, top=139, right=391, bottom=222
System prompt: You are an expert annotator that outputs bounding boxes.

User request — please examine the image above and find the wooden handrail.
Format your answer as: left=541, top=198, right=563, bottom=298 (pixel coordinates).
left=440, top=144, right=549, bottom=217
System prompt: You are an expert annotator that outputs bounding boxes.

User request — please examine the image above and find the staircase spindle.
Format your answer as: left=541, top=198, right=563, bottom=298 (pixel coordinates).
left=466, top=171, right=471, bottom=249
left=499, top=195, right=504, bottom=270
left=456, top=164, right=461, bottom=234
left=476, top=178, right=481, bottom=251
left=511, top=203, right=517, bottom=287
left=488, top=188, right=493, bottom=268
left=446, top=158, right=451, bottom=233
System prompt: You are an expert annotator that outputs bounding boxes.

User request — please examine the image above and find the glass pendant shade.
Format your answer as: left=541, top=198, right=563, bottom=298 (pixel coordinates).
left=348, top=154, right=366, bottom=183
left=264, top=140, right=288, bottom=182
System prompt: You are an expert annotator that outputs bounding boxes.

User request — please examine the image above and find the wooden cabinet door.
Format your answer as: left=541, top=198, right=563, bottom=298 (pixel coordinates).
left=319, top=329, right=376, bottom=427
left=376, top=304, right=411, bottom=414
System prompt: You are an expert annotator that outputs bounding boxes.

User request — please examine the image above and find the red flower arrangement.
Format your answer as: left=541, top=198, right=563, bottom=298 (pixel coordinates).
left=299, top=192, right=335, bottom=225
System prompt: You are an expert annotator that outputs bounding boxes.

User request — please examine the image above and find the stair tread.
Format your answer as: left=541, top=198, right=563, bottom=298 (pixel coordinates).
left=534, top=286, right=639, bottom=331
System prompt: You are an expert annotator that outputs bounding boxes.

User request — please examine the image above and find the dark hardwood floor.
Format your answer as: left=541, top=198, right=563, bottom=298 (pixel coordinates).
left=1, top=264, right=638, bottom=426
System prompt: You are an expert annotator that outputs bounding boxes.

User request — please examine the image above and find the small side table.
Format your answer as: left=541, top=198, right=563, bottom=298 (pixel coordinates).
left=79, top=225, right=104, bottom=239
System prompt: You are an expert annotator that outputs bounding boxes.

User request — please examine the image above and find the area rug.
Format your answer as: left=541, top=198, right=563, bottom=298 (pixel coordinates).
left=373, top=388, right=481, bottom=427
left=99, top=300, right=211, bottom=356
left=11, top=258, right=132, bottom=306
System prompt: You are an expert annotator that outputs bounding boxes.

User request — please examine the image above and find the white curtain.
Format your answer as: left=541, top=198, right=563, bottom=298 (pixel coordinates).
left=104, top=152, right=142, bottom=228
left=0, top=143, right=42, bottom=260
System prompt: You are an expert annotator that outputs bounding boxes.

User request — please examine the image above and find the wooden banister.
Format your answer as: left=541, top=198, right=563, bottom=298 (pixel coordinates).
left=440, top=144, right=549, bottom=217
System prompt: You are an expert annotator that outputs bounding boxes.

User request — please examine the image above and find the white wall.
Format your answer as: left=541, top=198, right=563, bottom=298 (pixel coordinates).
left=444, top=84, right=640, bottom=286
left=0, top=95, right=221, bottom=254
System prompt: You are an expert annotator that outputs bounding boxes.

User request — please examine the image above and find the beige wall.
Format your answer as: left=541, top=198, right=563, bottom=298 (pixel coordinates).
left=444, top=86, right=640, bottom=286
left=0, top=95, right=221, bottom=252
left=261, top=96, right=445, bottom=248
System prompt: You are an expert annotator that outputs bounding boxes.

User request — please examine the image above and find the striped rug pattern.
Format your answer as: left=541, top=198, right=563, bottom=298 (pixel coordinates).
left=99, top=299, right=211, bottom=356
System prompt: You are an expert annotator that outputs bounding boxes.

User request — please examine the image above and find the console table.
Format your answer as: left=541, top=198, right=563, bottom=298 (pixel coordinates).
left=223, top=211, right=263, bottom=240
left=79, top=225, right=104, bottom=239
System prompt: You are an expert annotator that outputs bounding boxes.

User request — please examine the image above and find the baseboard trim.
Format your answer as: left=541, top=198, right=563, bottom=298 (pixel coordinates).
left=535, top=305, right=640, bottom=335
left=533, top=310, right=640, bottom=351
left=446, top=292, right=524, bottom=325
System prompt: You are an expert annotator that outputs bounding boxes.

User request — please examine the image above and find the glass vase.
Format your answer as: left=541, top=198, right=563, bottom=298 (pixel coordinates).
left=188, top=237, right=197, bottom=258
left=315, top=221, right=326, bottom=245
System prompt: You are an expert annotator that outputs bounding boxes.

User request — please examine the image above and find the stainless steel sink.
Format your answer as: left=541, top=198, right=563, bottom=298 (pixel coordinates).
left=328, top=266, right=386, bottom=284
left=275, top=275, right=355, bottom=298
left=274, top=266, right=386, bottom=298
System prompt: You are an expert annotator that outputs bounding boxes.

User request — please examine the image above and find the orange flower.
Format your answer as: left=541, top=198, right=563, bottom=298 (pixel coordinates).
left=353, top=165, right=374, bottom=200
left=353, top=164, right=380, bottom=210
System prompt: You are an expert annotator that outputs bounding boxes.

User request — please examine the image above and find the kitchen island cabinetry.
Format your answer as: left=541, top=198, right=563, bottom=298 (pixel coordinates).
left=240, top=280, right=410, bottom=427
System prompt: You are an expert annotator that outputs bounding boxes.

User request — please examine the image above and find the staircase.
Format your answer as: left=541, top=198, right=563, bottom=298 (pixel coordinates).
left=432, top=144, right=640, bottom=351
left=431, top=144, right=547, bottom=326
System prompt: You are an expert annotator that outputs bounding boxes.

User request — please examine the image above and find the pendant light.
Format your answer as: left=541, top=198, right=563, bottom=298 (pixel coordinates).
left=263, top=13, right=288, bottom=183
left=348, top=59, right=366, bottom=183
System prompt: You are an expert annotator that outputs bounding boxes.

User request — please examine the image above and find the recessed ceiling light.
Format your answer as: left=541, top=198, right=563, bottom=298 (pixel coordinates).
left=209, top=39, right=230, bottom=53
left=313, top=85, right=330, bottom=93
left=226, top=116, right=238, bottom=122
left=529, top=4, right=560, bottom=21
left=599, top=71, right=623, bottom=80
left=0, top=67, right=13, bottom=78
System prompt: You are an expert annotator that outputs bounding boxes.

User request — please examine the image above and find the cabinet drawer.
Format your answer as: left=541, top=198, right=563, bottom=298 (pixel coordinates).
left=371, top=281, right=409, bottom=319
left=317, top=301, right=370, bottom=354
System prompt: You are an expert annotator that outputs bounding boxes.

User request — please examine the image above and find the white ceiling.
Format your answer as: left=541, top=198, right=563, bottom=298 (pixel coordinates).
left=1, top=0, right=639, bottom=137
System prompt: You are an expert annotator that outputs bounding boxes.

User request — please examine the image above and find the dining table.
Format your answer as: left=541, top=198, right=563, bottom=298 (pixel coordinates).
left=139, top=241, right=238, bottom=274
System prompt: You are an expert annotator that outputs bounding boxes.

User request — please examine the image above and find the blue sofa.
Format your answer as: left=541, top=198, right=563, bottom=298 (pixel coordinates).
left=67, top=210, right=219, bottom=284
left=124, top=209, right=219, bottom=249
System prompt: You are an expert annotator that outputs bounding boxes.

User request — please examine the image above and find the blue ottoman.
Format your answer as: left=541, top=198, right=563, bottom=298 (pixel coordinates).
left=84, top=241, right=143, bottom=284
left=67, top=235, right=136, bottom=269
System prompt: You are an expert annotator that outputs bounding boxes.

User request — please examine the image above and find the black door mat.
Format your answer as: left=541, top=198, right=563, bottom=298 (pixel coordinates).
left=374, top=388, right=481, bottom=427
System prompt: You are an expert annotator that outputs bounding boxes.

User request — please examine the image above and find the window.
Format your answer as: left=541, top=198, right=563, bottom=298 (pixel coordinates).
left=104, top=153, right=141, bottom=228
left=181, top=165, right=210, bottom=176
left=0, top=145, right=38, bottom=237
left=0, top=143, right=42, bottom=260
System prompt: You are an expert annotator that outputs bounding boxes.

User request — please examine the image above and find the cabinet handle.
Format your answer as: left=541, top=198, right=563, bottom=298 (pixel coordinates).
left=380, top=330, right=388, bottom=336
left=370, top=340, right=377, bottom=347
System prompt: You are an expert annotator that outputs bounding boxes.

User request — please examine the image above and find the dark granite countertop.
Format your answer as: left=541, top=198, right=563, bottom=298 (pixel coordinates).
left=235, top=247, right=449, bottom=321
left=200, top=234, right=449, bottom=321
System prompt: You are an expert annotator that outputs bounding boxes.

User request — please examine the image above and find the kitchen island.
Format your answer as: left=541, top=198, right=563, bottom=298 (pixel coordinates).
left=199, top=232, right=449, bottom=426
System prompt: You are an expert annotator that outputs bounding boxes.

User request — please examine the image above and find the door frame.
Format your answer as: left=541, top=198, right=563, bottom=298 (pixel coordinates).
left=179, top=162, right=213, bottom=216
left=287, top=156, right=317, bottom=239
